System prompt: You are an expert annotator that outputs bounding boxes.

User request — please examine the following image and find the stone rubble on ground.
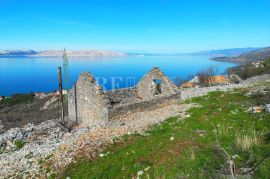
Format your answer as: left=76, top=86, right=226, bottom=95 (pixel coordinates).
left=247, top=106, right=264, bottom=113
left=0, top=124, right=5, bottom=134
left=0, top=120, right=68, bottom=177
left=180, top=74, right=270, bottom=100
left=245, top=85, right=270, bottom=97
left=41, top=95, right=59, bottom=110
left=265, top=104, right=270, bottom=113
left=0, top=74, right=269, bottom=178
left=0, top=103, right=194, bottom=178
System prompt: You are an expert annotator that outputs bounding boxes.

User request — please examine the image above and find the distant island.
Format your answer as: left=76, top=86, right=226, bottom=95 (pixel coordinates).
left=1, top=47, right=269, bottom=61
left=0, top=47, right=262, bottom=58
left=0, top=50, right=126, bottom=58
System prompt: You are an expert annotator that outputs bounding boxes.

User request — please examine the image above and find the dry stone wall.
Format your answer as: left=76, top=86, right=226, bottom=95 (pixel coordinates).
left=68, top=72, right=110, bottom=126
left=68, top=67, right=180, bottom=127
left=106, top=88, right=138, bottom=106
left=136, top=67, right=178, bottom=100
left=108, top=93, right=180, bottom=121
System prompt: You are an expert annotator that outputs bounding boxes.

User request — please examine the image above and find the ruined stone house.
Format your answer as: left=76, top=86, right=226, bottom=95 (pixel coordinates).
left=68, top=67, right=180, bottom=127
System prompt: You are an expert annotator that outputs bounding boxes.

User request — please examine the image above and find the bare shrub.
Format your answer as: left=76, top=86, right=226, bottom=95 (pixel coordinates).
left=197, top=66, right=218, bottom=86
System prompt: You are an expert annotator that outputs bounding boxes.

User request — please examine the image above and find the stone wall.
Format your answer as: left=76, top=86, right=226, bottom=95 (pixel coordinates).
left=68, top=67, right=181, bottom=127
left=68, top=72, right=110, bottom=126
left=108, top=93, right=180, bottom=121
left=136, top=67, right=178, bottom=100
left=106, top=88, right=138, bottom=106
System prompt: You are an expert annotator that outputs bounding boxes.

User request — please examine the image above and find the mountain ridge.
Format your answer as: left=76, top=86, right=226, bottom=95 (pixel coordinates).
left=189, top=47, right=261, bottom=57
left=211, top=47, right=270, bottom=64
left=1, top=47, right=263, bottom=57
left=0, top=50, right=126, bottom=58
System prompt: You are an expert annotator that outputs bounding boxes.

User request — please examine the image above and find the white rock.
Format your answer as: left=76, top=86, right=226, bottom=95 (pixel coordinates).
left=144, top=166, right=150, bottom=171
left=265, top=104, right=270, bottom=113
left=99, top=153, right=105, bottom=157
left=137, top=170, right=144, bottom=178
left=247, top=106, right=264, bottom=113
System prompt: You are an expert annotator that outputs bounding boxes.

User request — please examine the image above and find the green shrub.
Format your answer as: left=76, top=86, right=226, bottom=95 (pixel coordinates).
left=15, top=140, right=26, bottom=149
left=229, top=57, right=270, bottom=79
left=0, top=93, right=35, bottom=108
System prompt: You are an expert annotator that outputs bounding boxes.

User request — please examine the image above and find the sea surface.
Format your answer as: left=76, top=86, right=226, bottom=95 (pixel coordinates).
left=0, top=55, right=236, bottom=96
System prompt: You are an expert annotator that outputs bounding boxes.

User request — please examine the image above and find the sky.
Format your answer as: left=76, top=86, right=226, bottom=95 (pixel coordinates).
left=0, top=0, right=270, bottom=53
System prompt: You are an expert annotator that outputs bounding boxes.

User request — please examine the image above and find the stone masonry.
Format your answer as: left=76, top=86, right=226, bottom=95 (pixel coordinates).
left=68, top=67, right=180, bottom=127
left=68, top=72, right=110, bottom=126
left=137, top=67, right=179, bottom=99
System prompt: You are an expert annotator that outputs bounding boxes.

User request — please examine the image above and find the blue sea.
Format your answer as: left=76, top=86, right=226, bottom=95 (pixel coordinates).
left=0, top=55, right=236, bottom=96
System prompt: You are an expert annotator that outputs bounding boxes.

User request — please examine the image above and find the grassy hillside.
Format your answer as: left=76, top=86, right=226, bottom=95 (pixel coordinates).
left=228, top=57, right=270, bottom=79
left=62, top=87, right=270, bottom=178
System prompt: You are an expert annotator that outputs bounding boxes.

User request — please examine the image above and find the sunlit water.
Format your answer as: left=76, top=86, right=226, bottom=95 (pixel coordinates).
left=0, top=55, right=236, bottom=96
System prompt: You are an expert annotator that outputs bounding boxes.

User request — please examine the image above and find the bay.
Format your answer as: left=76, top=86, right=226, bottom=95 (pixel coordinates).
left=0, top=55, right=236, bottom=96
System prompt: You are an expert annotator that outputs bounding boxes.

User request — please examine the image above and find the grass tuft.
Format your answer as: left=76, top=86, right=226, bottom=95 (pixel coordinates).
left=189, top=148, right=196, bottom=161
left=235, top=131, right=261, bottom=152
left=14, top=140, right=26, bottom=150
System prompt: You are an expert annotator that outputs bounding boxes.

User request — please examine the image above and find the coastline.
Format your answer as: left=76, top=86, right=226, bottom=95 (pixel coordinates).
left=209, top=56, right=243, bottom=64
left=0, top=55, right=236, bottom=96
